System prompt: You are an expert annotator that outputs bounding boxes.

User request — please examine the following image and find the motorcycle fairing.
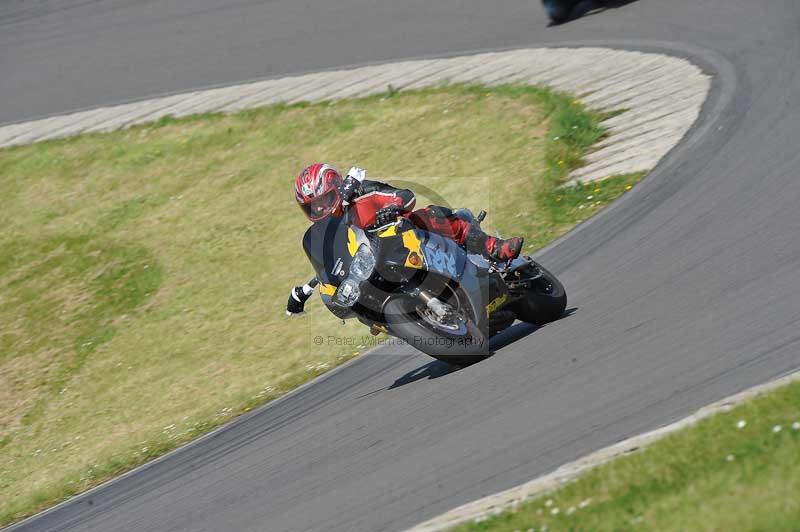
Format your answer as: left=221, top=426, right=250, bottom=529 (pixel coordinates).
left=303, top=217, right=351, bottom=287
left=421, top=230, right=465, bottom=279
left=303, top=216, right=494, bottom=329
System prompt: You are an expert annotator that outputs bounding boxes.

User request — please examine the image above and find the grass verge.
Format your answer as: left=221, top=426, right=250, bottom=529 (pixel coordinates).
left=0, top=84, right=642, bottom=526
left=457, top=380, right=800, bottom=532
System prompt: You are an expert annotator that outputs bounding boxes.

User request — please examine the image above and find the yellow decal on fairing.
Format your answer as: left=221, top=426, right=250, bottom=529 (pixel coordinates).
left=347, top=228, right=359, bottom=256
left=402, top=230, right=424, bottom=269
left=378, top=226, right=398, bottom=237
left=319, top=283, right=336, bottom=296
left=485, top=294, right=509, bottom=315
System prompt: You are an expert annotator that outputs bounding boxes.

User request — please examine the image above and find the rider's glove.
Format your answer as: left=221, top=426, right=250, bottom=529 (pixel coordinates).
left=373, top=205, right=402, bottom=228
left=286, top=285, right=313, bottom=316
left=346, top=167, right=366, bottom=182
left=339, top=176, right=362, bottom=205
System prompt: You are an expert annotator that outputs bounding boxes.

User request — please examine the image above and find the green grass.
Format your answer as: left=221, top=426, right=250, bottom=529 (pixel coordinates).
left=0, top=84, right=642, bottom=526
left=457, top=381, right=800, bottom=532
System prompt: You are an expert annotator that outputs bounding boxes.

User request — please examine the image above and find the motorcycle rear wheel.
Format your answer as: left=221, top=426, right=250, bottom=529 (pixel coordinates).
left=384, top=296, right=491, bottom=367
left=512, top=264, right=567, bottom=325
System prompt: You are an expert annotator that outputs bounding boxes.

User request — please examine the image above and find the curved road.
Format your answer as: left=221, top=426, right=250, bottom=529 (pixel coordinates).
left=6, top=1, right=800, bottom=531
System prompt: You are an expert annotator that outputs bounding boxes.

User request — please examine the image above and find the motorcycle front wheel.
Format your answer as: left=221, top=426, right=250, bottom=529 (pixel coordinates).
left=384, top=296, right=491, bottom=367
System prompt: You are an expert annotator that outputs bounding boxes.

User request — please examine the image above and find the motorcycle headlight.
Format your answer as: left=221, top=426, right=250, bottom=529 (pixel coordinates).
left=349, top=243, right=376, bottom=281
left=333, top=278, right=361, bottom=307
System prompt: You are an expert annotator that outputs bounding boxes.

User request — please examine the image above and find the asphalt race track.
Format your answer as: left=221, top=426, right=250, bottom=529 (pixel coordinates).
left=5, top=1, right=800, bottom=531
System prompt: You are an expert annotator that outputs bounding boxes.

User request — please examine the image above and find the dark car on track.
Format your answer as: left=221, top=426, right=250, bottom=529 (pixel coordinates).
left=542, top=0, right=581, bottom=23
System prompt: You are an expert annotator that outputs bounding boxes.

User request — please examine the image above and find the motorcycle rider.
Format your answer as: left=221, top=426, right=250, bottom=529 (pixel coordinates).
left=286, top=163, right=523, bottom=315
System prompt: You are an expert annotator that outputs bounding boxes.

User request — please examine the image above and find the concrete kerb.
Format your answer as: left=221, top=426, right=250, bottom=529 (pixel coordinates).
left=0, top=47, right=710, bottom=187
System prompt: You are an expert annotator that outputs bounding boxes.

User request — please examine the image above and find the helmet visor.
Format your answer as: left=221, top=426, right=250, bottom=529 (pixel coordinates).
left=301, top=188, right=340, bottom=221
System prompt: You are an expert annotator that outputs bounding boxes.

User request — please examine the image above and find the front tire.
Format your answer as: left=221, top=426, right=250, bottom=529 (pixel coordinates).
left=384, top=296, right=491, bottom=367
left=512, top=264, right=567, bottom=325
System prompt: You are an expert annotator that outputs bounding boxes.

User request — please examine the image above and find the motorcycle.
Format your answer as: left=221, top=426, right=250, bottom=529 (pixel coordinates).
left=302, top=198, right=567, bottom=367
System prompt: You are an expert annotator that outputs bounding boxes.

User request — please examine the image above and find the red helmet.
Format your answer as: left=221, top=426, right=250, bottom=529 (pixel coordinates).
left=294, top=163, right=344, bottom=222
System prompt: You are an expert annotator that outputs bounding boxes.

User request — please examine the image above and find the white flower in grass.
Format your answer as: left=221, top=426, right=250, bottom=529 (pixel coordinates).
left=726, top=454, right=735, bottom=462
left=544, top=499, right=554, bottom=508
left=773, top=425, right=782, bottom=434
left=792, top=421, right=800, bottom=430
left=566, top=506, right=576, bottom=515
left=736, top=419, right=746, bottom=429
left=578, top=498, right=592, bottom=509
left=550, top=507, right=560, bottom=516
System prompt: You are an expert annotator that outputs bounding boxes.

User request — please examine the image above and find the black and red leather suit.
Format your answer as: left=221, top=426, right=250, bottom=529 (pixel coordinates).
left=348, top=178, right=513, bottom=258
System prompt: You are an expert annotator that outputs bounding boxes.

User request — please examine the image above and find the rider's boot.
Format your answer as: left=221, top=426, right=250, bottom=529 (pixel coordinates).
left=465, top=225, right=523, bottom=261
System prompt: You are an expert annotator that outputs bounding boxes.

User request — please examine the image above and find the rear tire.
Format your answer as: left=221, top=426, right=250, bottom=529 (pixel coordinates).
left=512, top=264, right=567, bottom=325
left=384, top=296, right=491, bottom=367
